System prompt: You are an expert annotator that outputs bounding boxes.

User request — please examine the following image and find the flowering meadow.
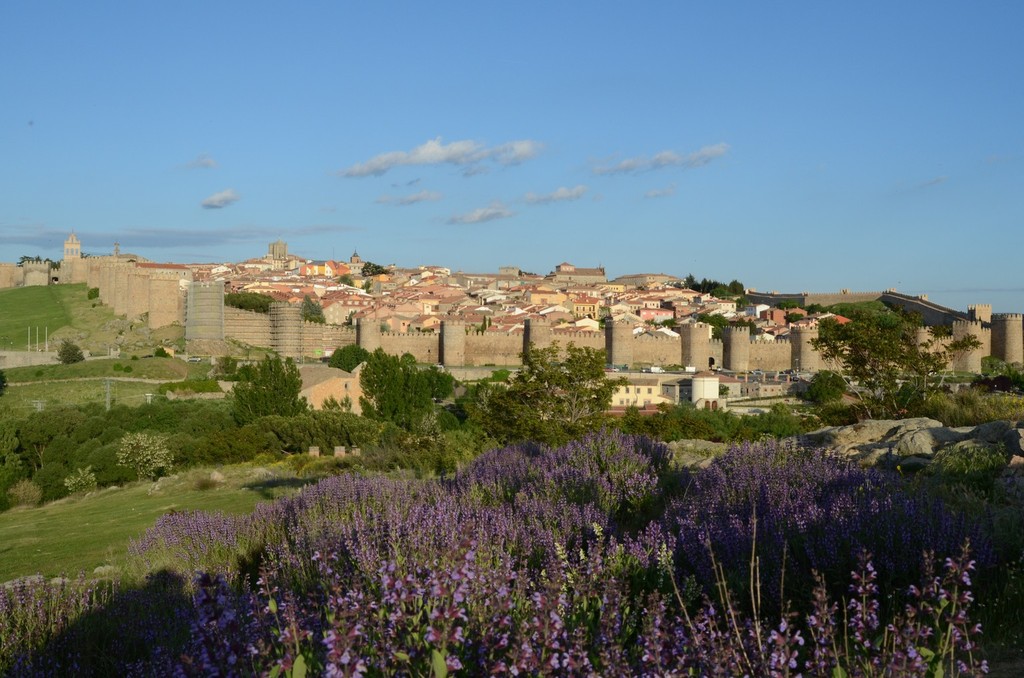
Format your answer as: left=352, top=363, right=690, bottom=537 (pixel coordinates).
left=0, top=431, right=1003, bottom=675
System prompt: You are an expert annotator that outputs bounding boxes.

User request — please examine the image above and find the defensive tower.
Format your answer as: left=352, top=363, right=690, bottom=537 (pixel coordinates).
left=723, top=325, right=751, bottom=372
left=991, top=314, right=1023, bottom=365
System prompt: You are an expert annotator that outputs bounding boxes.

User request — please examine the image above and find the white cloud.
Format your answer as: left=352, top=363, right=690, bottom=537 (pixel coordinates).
left=186, top=153, right=218, bottom=169
left=525, top=185, right=588, bottom=204
left=644, top=184, right=677, bottom=199
left=491, top=140, right=543, bottom=165
left=447, top=201, right=515, bottom=224
left=342, top=137, right=543, bottom=177
left=376, top=189, right=443, bottom=206
left=593, top=142, right=729, bottom=175
left=200, top=188, right=240, bottom=209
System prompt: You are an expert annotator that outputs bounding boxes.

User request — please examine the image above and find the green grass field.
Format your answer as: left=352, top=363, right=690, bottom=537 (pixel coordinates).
left=0, top=283, right=185, bottom=358
left=2, top=357, right=215, bottom=411
left=0, top=284, right=98, bottom=347
left=0, top=286, right=74, bottom=350
left=0, top=465, right=312, bottom=583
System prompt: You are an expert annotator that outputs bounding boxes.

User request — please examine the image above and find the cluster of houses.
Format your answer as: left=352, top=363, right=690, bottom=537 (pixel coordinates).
left=190, top=242, right=845, bottom=414
left=191, top=243, right=847, bottom=345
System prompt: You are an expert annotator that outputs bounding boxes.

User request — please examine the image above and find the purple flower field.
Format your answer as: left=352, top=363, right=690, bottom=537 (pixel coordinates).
left=0, top=431, right=996, bottom=675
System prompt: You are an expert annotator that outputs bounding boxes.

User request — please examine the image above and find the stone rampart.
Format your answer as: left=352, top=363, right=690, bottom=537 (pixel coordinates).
left=126, top=270, right=149, bottom=320
left=463, top=332, right=522, bottom=366
left=224, top=307, right=273, bottom=348
left=749, top=339, right=792, bottom=371
left=148, top=271, right=189, bottom=329
left=379, top=331, right=440, bottom=364
left=111, top=263, right=131, bottom=316
left=632, top=333, right=683, bottom=367
left=0, top=264, right=17, bottom=288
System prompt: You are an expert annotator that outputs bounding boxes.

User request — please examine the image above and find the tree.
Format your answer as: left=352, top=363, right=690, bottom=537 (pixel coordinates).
left=225, top=292, right=273, bottom=314
left=231, top=356, right=308, bottom=425
left=804, top=370, right=848, bottom=404
left=696, top=313, right=730, bottom=340
left=57, top=340, right=85, bottom=365
left=359, top=350, right=436, bottom=429
left=337, top=273, right=356, bottom=287
left=0, top=370, right=6, bottom=397
left=117, top=432, right=173, bottom=481
left=300, top=295, right=326, bottom=324
left=360, top=261, right=388, bottom=276
left=329, top=344, right=370, bottom=372
left=470, top=342, right=625, bottom=446
left=812, top=310, right=982, bottom=418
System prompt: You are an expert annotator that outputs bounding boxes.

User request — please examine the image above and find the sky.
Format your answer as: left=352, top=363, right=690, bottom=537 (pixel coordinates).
left=1, top=2, right=1022, bottom=312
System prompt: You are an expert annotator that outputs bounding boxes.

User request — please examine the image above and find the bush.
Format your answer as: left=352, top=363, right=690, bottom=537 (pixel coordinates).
left=154, top=347, right=170, bottom=358
left=57, top=340, right=85, bottom=365
left=7, top=479, right=42, bottom=507
left=64, top=466, right=98, bottom=494
left=87, top=287, right=99, bottom=299
left=158, top=380, right=222, bottom=395
left=117, top=432, right=174, bottom=481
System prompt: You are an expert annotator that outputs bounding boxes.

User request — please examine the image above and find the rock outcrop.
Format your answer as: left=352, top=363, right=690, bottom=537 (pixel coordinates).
left=801, top=418, right=1024, bottom=473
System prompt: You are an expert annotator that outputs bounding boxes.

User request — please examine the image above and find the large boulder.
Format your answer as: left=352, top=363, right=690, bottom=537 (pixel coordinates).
left=893, top=427, right=969, bottom=458
left=802, top=418, right=1024, bottom=470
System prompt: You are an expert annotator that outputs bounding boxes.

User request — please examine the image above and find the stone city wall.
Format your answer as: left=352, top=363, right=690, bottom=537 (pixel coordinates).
left=378, top=331, right=441, bottom=365
left=748, top=340, right=792, bottom=372
left=224, top=307, right=273, bottom=347
left=463, top=331, right=522, bottom=366
left=632, top=333, right=684, bottom=367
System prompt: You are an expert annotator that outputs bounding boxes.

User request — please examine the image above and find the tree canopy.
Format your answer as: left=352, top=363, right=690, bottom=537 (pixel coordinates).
left=300, top=295, right=326, bottom=324
left=360, top=261, right=388, bottom=277
left=231, top=356, right=308, bottom=425
left=329, top=344, right=370, bottom=372
left=57, top=340, right=85, bottom=365
left=358, top=350, right=452, bottom=430
left=470, top=342, right=624, bottom=446
left=812, top=310, right=981, bottom=418
left=225, top=292, right=273, bottom=314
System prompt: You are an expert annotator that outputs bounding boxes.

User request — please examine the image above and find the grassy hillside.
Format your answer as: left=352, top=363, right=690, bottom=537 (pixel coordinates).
left=1, top=357, right=213, bottom=411
left=0, top=283, right=184, bottom=356
left=0, top=465, right=311, bottom=582
left=0, top=285, right=79, bottom=348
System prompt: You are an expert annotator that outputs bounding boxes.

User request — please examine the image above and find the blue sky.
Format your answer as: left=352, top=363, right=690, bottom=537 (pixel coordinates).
left=1, top=2, right=1022, bottom=311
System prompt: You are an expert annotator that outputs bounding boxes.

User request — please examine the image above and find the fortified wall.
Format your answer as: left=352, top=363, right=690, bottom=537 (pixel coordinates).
left=57, top=247, right=1024, bottom=373
left=748, top=289, right=1023, bottom=370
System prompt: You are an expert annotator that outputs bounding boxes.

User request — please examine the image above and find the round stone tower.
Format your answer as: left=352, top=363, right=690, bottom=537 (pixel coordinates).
left=789, top=326, right=821, bottom=372
left=723, top=325, right=751, bottom=372
left=951, top=320, right=989, bottom=373
left=270, top=302, right=302, bottom=360
left=440, top=319, right=467, bottom=367
left=992, top=313, right=1024, bottom=365
left=605, top=319, right=634, bottom=368
left=356, top=315, right=382, bottom=353
left=678, top=322, right=713, bottom=371
left=524, top=317, right=553, bottom=352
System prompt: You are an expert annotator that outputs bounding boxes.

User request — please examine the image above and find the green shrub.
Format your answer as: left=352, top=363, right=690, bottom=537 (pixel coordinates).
left=7, top=479, right=42, bottom=507
left=87, top=287, right=100, bottom=299
left=64, top=466, right=98, bottom=494
left=916, top=389, right=1024, bottom=427
left=117, top=432, right=174, bottom=481
left=157, top=379, right=222, bottom=394
left=154, top=347, right=170, bottom=358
